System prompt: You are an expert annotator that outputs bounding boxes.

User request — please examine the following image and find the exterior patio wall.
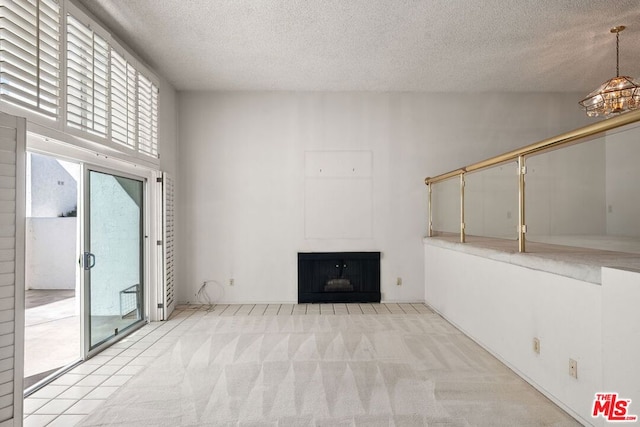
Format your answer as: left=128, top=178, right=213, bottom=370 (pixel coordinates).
left=26, top=217, right=77, bottom=290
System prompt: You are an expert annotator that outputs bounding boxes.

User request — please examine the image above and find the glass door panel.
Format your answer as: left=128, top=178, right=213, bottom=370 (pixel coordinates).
left=85, top=169, right=144, bottom=349
left=24, top=151, right=82, bottom=391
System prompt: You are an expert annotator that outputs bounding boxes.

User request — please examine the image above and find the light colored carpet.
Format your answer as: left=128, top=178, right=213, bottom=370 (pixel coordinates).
left=81, top=309, right=579, bottom=426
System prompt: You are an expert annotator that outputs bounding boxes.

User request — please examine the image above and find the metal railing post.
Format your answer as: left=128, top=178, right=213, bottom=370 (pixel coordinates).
left=427, top=182, right=433, bottom=237
left=460, top=173, right=466, bottom=243
left=518, top=156, right=526, bottom=252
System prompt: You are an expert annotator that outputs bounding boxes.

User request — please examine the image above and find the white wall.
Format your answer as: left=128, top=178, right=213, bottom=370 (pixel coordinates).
left=159, top=77, right=178, bottom=176
left=431, top=176, right=461, bottom=234
left=526, top=138, right=606, bottom=237
left=25, top=152, right=79, bottom=290
left=26, top=218, right=77, bottom=290
left=465, top=163, right=519, bottom=239
left=177, top=91, right=590, bottom=304
left=605, top=124, right=640, bottom=237
left=424, top=240, right=640, bottom=426
left=27, top=152, right=78, bottom=218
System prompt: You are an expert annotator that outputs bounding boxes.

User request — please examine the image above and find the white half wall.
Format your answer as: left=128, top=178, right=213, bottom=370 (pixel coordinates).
left=177, top=91, right=590, bottom=304
left=424, top=240, right=640, bottom=426
left=602, top=267, right=640, bottom=412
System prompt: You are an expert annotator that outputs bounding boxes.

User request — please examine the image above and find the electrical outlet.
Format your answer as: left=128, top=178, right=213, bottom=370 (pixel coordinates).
left=533, top=337, right=540, bottom=354
left=396, top=277, right=402, bottom=286
left=229, top=278, right=234, bottom=286
left=569, top=358, right=578, bottom=379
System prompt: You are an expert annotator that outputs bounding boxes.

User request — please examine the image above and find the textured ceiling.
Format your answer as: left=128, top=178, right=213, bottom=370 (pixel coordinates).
left=77, top=0, right=640, bottom=93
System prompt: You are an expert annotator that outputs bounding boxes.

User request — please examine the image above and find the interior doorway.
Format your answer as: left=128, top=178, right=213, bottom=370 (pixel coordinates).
left=24, top=152, right=81, bottom=390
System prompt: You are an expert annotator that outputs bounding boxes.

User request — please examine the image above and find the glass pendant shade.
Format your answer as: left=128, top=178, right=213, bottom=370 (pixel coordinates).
left=579, top=75, right=640, bottom=118
left=579, top=26, right=640, bottom=118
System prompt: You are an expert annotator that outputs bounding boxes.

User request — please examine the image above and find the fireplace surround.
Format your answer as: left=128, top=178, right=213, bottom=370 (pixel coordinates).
left=297, top=252, right=381, bottom=303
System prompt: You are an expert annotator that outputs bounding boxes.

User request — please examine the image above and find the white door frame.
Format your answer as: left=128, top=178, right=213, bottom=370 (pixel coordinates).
left=26, top=133, right=164, bottom=358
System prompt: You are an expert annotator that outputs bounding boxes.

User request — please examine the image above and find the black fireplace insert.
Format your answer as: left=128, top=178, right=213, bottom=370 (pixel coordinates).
left=298, top=252, right=381, bottom=303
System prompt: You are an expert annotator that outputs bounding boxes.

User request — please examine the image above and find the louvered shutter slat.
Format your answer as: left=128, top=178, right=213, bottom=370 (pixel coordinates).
left=110, top=90, right=126, bottom=107
left=39, top=15, right=58, bottom=38
left=38, top=0, right=60, bottom=113
left=109, top=49, right=136, bottom=148
left=0, top=53, right=37, bottom=80
left=38, top=49, right=59, bottom=73
left=67, top=85, right=95, bottom=104
left=137, top=71, right=158, bottom=156
left=37, top=71, right=57, bottom=90
left=67, top=104, right=92, bottom=120
left=0, top=17, right=37, bottom=46
left=66, top=32, right=92, bottom=54
left=0, top=82, right=38, bottom=107
left=38, top=28, right=59, bottom=52
left=163, top=173, right=175, bottom=317
left=0, top=3, right=36, bottom=30
left=12, top=0, right=36, bottom=17
left=66, top=57, right=92, bottom=79
left=37, top=64, right=58, bottom=86
left=39, top=0, right=59, bottom=23
left=39, top=0, right=58, bottom=16
left=66, top=42, right=93, bottom=68
left=0, top=0, right=60, bottom=118
left=66, top=14, right=91, bottom=37
left=0, top=36, right=37, bottom=65
left=66, top=14, right=108, bottom=137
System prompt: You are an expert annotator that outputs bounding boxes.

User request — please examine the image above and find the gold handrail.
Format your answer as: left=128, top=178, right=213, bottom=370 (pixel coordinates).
left=425, top=108, right=640, bottom=185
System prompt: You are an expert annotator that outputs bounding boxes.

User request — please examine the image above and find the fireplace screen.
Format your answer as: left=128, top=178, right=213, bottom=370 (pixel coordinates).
left=298, top=252, right=381, bottom=303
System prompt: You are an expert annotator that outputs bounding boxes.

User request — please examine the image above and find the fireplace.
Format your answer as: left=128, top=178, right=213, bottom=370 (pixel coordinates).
left=298, top=252, right=381, bottom=303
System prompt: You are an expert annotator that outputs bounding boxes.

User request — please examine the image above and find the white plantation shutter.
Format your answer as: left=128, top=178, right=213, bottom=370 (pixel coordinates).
left=162, top=172, right=175, bottom=319
left=66, top=13, right=108, bottom=137
left=137, top=73, right=158, bottom=157
left=110, top=49, right=136, bottom=149
left=0, top=112, right=26, bottom=425
left=0, top=0, right=61, bottom=118
left=1, top=2, right=161, bottom=161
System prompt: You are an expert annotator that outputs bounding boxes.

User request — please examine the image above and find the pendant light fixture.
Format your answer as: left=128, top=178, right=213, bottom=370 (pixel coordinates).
left=579, top=26, right=640, bottom=118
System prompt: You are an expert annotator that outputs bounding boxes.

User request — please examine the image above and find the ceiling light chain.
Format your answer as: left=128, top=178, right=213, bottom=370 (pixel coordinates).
left=615, top=28, right=620, bottom=77
left=579, top=25, right=640, bottom=118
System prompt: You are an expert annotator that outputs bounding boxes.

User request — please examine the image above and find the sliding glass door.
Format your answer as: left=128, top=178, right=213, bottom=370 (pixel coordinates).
left=83, top=167, right=144, bottom=351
